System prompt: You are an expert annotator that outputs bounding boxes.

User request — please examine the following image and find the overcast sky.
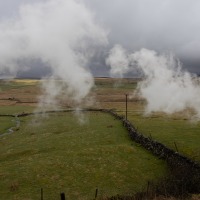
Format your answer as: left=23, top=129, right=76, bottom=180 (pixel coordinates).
left=0, top=0, right=200, bottom=76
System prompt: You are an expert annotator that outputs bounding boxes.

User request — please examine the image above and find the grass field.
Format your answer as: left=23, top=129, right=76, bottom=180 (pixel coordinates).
left=128, top=112, right=200, bottom=161
left=0, top=111, right=166, bottom=200
left=0, top=78, right=200, bottom=199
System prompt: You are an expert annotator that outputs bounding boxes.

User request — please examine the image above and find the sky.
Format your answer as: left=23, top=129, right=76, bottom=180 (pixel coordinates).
left=85, top=0, right=200, bottom=73
left=0, top=0, right=200, bottom=77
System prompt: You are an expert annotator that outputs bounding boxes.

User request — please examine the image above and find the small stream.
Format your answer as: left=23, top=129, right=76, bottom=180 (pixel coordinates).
left=0, top=115, right=20, bottom=137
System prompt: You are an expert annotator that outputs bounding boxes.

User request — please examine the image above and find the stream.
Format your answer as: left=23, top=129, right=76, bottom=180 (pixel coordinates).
left=0, top=115, right=20, bottom=137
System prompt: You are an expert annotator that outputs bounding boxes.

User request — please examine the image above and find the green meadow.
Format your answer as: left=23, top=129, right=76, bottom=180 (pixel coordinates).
left=0, top=111, right=166, bottom=200
left=0, top=78, right=200, bottom=199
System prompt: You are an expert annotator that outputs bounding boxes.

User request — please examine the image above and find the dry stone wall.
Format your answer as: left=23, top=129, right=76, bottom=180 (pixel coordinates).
left=98, top=109, right=200, bottom=171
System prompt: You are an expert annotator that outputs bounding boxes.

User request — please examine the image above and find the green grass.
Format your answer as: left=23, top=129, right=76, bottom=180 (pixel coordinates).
left=0, top=81, right=31, bottom=92
left=1, top=78, right=200, bottom=199
left=95, top=78, right=137, bottom=90
left=128, top=111, right=200, bottom=162
left=0, top=105, right=35, bottom=115
left=0, top=112, right=166, bottom=200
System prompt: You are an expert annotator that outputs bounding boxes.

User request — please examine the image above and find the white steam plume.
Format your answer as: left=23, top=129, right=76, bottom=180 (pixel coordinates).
left=106, top=44, right=129, bottom=78
left=0, top=0, right=108, bottom=109
left=106, top=45, right=200, bottom=118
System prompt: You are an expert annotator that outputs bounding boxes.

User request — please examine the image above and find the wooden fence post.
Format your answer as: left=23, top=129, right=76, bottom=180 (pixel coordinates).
left=60, top=192, right=66, bottom=200
left=174, top=142, right=179, bottom=152
left=125, top=94, right=128, bottom=120
left=95, top=188, right=98, bottom=199
left=41, top=188, right=43, bottom=200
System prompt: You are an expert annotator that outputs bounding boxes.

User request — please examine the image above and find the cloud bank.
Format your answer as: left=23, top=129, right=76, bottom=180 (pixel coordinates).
left=0, top=0, right=108, bottom=108
left=1, top=0, right=200, bottom=76
left=84, top=0, right=200, bottom=74
left=107, top=45, right=200, bottom=118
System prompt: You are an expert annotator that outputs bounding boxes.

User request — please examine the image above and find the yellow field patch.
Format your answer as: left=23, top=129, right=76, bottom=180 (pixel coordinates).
left=13, top=79, right=40, bottom=84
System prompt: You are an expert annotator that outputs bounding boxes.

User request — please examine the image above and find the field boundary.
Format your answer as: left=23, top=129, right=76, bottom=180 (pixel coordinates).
left=98, top=109, right=200, bottom=169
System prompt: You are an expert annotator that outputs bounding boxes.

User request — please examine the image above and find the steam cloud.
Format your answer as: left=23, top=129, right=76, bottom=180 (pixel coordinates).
left=0, top=0, right=108, bottom=109
left=106, top=44, right=129, bottom=78
left=106, top=45, right=200, bottom=118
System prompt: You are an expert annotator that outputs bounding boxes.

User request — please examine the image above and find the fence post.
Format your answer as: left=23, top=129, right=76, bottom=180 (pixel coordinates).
left=41, top=188, right=43, bottom=200
left=95, top=188, right=98, bottom=199
left=125, top=94, right=128, bottom=120
left=174, top=142, right=179, bottom=152
left=60, top=192, right=66, bottom=200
